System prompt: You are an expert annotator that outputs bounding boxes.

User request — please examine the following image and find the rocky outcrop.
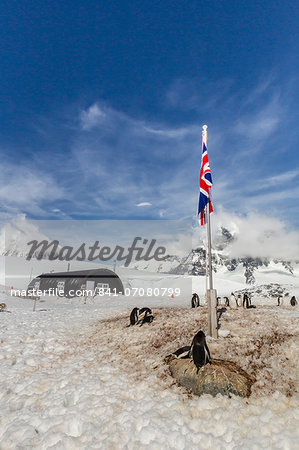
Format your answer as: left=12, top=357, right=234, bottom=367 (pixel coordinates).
left=166, top=356, right=253, bottom=398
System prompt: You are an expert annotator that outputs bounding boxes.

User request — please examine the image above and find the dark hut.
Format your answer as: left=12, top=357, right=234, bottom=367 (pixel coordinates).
left=27, top=268, right=124, bottom=298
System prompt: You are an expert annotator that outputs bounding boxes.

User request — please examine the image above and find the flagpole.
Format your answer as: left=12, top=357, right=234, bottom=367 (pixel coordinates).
left=206, top=201, right=213, bottom=290
left=205, top=205, right=208, bottom=304
left=202, top=125, right=218, bottom=338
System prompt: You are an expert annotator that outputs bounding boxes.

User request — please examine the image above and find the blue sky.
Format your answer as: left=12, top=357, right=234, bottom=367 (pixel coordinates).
left=0, top=1, right=298, bottom=229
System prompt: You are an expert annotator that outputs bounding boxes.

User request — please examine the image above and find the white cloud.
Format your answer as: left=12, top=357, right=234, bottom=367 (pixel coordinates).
left=0, top=214, right=51, bottom=255
left=0, top=161, right=64, bottom=217
left=235, top=115, right=279, bottom=140
left=80, top=104, right=106, bottom=130
left=136, top=202, right=152, bottom=207
left=142, top=125, right=199, bottom=139
left=260, top=170, right=299, bottom=188
left=234, top=93, right=281, bottom=141
left=165, top=77, right=234, bottom=112
left=208, top=209, right=299, bottom=260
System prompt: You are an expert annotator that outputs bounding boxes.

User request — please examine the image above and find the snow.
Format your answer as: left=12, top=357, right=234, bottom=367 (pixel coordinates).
left=1, top=282, right=298, bottom=449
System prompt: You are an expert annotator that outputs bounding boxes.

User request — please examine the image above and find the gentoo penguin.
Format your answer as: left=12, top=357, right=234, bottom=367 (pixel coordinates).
left=191, top=293, right=200, bottom=308
left=190, top=330, right=211, bottom=373
left=128, top=307, right=139, bottom=326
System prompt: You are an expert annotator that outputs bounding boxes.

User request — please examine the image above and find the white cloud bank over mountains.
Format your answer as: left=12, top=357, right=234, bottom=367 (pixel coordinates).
left=2, top=212, right=299, bottom=261
left=208, top=210, right=299, bottom=260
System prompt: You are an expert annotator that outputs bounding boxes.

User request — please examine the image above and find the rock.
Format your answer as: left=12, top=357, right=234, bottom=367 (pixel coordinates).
left=166, top=356, right=253, bottom=397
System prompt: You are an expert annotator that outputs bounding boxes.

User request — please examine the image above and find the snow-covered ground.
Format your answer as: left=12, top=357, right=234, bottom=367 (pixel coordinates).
left=1, top=281, right=298, bottom=449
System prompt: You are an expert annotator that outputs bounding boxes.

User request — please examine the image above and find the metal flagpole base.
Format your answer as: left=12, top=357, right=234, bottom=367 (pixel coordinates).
left=207, top=289, right=218, bottom=338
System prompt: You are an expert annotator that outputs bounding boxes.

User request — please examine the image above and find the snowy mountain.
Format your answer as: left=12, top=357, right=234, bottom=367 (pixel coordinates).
left=0, top=215, right=60, bottom=259
left=130, top=226, right=299, bottom=285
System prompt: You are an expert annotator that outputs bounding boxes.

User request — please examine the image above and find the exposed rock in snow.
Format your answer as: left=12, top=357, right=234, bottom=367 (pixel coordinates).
left=167, top=356, right=253, bottom=397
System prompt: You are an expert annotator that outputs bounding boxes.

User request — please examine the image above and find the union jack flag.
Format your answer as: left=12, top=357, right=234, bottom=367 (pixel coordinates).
left=198, top=137, right=213, bottom=225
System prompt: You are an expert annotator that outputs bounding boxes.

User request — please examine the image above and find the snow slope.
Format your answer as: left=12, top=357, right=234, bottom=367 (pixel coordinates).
left=0, top=288, right=298, bottom=449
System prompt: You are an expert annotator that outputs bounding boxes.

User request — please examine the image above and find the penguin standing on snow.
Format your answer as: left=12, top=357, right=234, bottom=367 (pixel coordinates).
left=237, top=295, right=242, bottom=307
left=230, top=292, right=238, bottom=309
left=128, top=307, right=139, bottom=326
left=243, top=293, right=249, bottom=308
left=190, top=330, right=211, bottom=374
left=290, top=296, right=297, bottom=306
left=191, top=293, right=200, bottom=308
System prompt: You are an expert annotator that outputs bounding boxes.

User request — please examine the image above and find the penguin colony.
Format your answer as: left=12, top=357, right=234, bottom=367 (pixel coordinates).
left=126, top=291, right=296, bottom=374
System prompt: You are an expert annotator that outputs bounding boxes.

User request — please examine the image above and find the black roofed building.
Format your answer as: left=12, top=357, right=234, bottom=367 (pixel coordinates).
left=27, top=268, right=124, bottom=298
